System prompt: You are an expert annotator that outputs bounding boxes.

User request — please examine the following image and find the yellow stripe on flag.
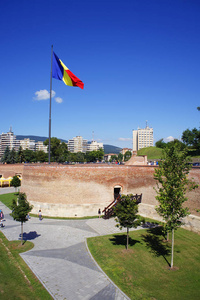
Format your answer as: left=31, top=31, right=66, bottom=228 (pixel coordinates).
left=60, top=59, right=73, bottom=86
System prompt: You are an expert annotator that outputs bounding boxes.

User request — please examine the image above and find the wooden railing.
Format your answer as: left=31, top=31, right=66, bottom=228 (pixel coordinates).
left=103, top=193, right=142, bottom=219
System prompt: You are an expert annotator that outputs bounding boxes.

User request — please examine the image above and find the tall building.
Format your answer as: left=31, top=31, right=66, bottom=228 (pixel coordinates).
left=87, top=141, right=104, bottom=152
left=35, top=141, right=48, bottom=153
left=68, top=136, right=88, bottom=153
left=132, top=125, right=153, bottom=151
left=0, top=128, right=20, bottom=158
left=20, top=138, right=35, bottom=151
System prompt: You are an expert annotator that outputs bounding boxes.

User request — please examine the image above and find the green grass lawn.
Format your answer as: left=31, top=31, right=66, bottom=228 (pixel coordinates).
left=137, top=146, right=163, bottom=160
left=0, top=192, right=18, bottom=210
left=87, top=227, right=200, bottom=300
left=0, top=231, right=52, bottom=299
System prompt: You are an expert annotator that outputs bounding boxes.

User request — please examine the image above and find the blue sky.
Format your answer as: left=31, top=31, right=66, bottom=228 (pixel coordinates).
left=1, top=0, right=200, bottom=148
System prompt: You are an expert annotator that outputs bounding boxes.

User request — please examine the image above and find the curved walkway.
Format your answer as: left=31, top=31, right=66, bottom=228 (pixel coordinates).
left=0, top=188, right=131, bottom=300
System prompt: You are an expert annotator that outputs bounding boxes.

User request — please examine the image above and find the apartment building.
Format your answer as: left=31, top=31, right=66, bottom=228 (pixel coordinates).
left=68, top=136, right=88, bottom=153
left=0, top=128, right=20, bottom=158
left=35, top=141, right=48, bottom=153
left=87, top=141, right=104, bottom=151
left=20, top=138, right=35, bottom=151
left=132, top=125, right=153, bottom=151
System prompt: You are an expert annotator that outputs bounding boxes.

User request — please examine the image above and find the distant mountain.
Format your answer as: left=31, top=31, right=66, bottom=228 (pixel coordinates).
left=16, top=135, right=67, bottom=143
left=16, top=135, right=122, bottom=154
left=103, top=145, right=122, bottom=154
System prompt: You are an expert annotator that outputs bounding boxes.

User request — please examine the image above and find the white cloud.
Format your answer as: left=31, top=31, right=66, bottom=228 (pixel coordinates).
left=118, top=137, right=132, bottom=141
left=34, top=89, right=55, bottom=100
left=164, top=136, right=174, bottom=143
left=55, top=97, right=63, bottom=104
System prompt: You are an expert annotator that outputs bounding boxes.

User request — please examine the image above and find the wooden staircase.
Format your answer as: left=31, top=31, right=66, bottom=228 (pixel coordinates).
left=103, top=193, right=142, bottom=219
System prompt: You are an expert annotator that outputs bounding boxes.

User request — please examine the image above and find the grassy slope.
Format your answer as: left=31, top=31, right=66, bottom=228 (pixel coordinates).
left=0, top=231, right=52, bottom=299
left=137, top=146, right=200, bottom=161
left=87, top=227, right=200, bottom=300
left=137, top=146, right=163, bottom=160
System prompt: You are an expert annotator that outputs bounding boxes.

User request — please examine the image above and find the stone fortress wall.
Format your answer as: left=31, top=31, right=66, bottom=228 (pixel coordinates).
left=0, top=163, right=200, bottom=232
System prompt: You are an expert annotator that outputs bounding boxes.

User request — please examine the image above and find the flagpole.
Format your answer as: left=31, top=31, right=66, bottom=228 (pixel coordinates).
left=49, top=45, right=53, bottom=164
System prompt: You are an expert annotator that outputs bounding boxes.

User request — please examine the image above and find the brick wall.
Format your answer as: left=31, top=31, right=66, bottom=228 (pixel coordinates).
left=0, top=164, right=24, bottom=178
left=18, top=164, right=200, bottom=219
left=0, top=164, right=199, bottom=224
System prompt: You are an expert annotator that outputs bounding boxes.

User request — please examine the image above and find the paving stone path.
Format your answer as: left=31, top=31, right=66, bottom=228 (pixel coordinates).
left=0, top=188, right=132, bottom=300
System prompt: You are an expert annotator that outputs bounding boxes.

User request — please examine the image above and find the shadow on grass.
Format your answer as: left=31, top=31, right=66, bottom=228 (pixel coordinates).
left=109, top=234, right=141, bottom=248
left=141, top=228, right=171, bottom=266
left=20, top=231, right=41, bottom=241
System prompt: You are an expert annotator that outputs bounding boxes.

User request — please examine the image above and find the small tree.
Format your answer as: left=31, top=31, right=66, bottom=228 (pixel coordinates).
left=154, top=142, right=198, bottom=268
left=1, top=146, right=11, bottom=163
left=114, top=194, right=143, bottom=250
left=10, top=175, right=21, bottom=192
left=11, top=193, right=33, bottom=245
left=124, top=151, right=132, bottom=162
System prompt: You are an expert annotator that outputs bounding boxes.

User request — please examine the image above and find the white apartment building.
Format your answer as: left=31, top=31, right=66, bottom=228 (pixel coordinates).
left=0, top=128, right=20, bottom=158
left=20, top=138, right=35, bottom=151
left=68, top=136, right=88, bottom=153
left=132, top=125, right=153, bottom=151
left=87, top=141, right=104, bottom=152
left=35, top=141, right=48, bottom=153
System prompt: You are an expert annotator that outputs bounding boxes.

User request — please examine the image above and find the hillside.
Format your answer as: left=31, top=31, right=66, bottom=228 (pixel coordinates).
left=16, top=135, right=121, bottom=154
left=137, top=146, right=163, bottom=160
left=16, top=135, right=67, bottom=143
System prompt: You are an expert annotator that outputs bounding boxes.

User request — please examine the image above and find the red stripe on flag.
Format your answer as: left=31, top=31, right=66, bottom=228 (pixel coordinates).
left=66, top=69, right=84, bottom=89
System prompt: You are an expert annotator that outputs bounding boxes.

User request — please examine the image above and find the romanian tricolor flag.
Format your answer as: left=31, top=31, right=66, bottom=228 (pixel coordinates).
left=52, top=52, right=84, bottom=89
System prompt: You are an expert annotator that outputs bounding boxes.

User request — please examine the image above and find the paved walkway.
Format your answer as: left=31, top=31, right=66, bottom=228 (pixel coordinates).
left=0, top=188, right=131, bottom=300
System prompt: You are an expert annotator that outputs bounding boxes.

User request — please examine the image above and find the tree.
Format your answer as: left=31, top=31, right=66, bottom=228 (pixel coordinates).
left=10, top=175, right=21, bottom=192
left=118, top=153, right=124, bottom=163
left=182, top=128, right=200, bottom=150
left=76, top=152, right=85, bottom=163
left=109, top=155, right=117, bottom=163
left=11, top=193, right=33, bottom=245
left=16, top=146, right=25, bottom=163
left=96, top=148, right=104, bottom=161
left=1, top=146, right=11, bottom=163
left=114, top=194, right=143, bottom=250
left=35, top=150, right=48, bottom=163
left=124, top=151, right=132, bottom=162
left=154, top=142, right=198, bottom=268
left=9, top=148, right=16, bottom=164
left=155, top=139, right=166, bottom=149
left=23, top=149, right=36, bottom=163
left=44, top=138, right=68, bottom=162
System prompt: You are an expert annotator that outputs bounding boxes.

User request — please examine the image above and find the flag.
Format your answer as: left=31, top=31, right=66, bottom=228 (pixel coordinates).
left=52, top=52, right=84, bottom=89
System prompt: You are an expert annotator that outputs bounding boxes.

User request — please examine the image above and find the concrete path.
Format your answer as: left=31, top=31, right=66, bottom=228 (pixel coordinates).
left=0, top=188, right=131, bottom=300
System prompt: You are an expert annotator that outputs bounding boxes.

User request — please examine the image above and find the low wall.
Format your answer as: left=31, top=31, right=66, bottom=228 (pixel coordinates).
left=139, top=203, right=200, bottom=233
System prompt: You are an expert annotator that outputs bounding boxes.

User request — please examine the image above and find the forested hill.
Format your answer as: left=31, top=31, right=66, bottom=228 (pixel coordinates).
left=16, top=135, right=67, bottom=143
left=16, top=135, right=122, bottom=154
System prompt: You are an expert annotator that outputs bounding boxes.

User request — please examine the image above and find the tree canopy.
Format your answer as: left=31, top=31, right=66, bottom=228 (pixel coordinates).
left=10, top=175, right=21, bottom=192
left=114, top=194, right=143, bottom=249
left=11, top=193, right=33, bottom=244
left=154, top=142, right=198, bottom=268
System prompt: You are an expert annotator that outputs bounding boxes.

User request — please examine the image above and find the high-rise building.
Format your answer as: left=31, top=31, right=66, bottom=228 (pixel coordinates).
left=68, top=136, right=88, bottom=153
left=87, top=141, right=104, bottom=152
left=20, top=138, right=36, bottom=151
left=132, top=124, right=153, bottom=151
left=0, top=127, right=20, bottom=158
left=35, top=141, right=48, bottom=153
